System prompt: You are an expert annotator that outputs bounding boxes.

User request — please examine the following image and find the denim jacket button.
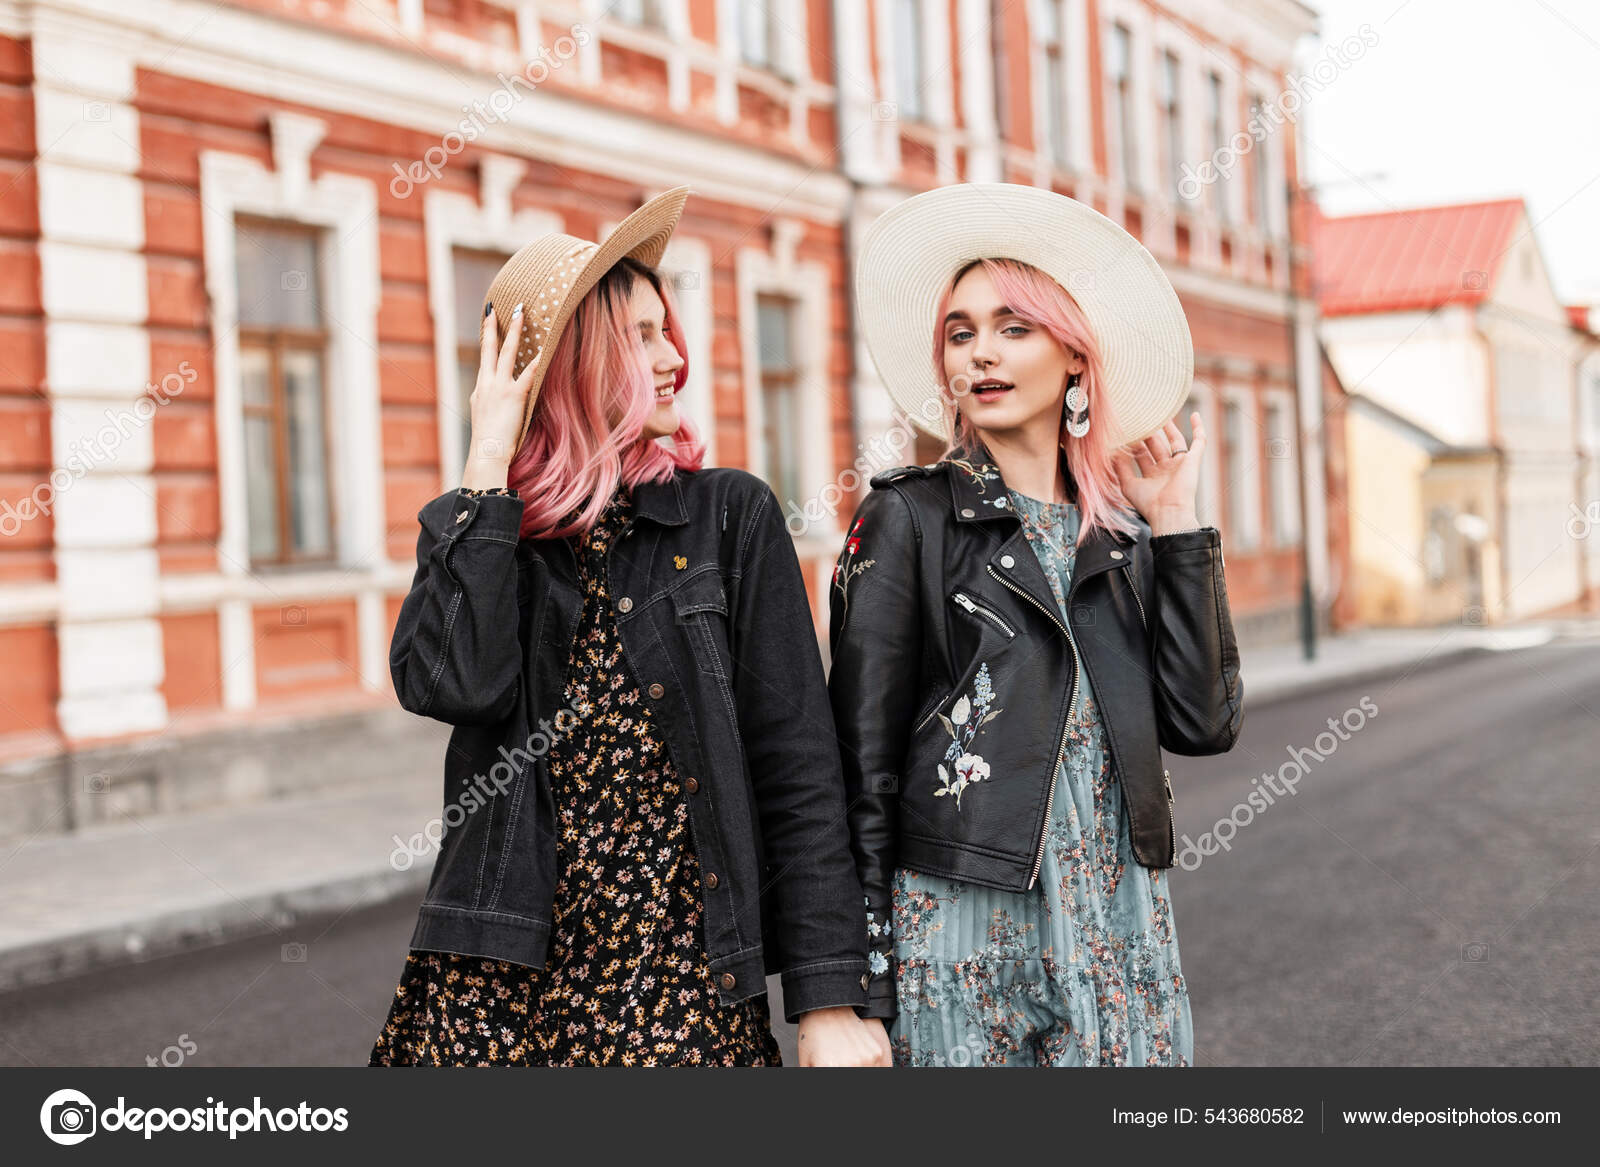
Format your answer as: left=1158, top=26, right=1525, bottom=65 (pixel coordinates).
left=704, top=871, right=719, bottom=889
left=684, top=775, right=700, bottom=794
left=648, top=682, right=664, bottom=699
left=860, top=973, right=870, bottom=990
left=719, top=972, right=736, bottom=990
left=617, top=596, right=633, bottom=613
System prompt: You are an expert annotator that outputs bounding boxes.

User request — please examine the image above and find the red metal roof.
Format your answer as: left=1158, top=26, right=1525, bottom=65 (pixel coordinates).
left=1311, top=197, right=1525, bottom=317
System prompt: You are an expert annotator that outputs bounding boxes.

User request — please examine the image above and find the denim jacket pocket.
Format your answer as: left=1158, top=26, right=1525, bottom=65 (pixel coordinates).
left=670, top=569, right=731, bottom=678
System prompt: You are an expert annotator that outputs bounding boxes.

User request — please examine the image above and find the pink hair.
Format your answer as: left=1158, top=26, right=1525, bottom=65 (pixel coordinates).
left=507, top=258, right=705, bottom=541
left=931, top=257, right=1141, bottom=547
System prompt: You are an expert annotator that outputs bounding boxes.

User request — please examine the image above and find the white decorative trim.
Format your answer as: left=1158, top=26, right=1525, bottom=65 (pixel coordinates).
left=38, top=0, right=849, bottom=221
left=956, top=0, right=1000, bottom=182
left=423, top=175, right=562, bottom=492
left=199, top=140, right=384, bottom=706
left=714, top=0, right=740, bottom=123
left=31, top=22, right=166, bottom=741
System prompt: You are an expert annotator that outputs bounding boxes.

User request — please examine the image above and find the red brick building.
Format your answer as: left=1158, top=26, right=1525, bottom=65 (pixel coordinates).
left=0, top=0, right=1348, bottom=813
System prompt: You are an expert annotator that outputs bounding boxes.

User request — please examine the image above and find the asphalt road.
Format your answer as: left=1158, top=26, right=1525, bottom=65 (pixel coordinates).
left=2, top=637, right=1597, bottom=1067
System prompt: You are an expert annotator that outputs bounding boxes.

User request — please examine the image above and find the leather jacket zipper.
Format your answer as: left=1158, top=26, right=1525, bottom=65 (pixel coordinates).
left=986, top=563, right=1077, bottom=889
left=950, top=591, right=1016, bottom=638
left=1122, top=564, right=1147, bottom=633
left=1162, top=767, right=1175, bottom=857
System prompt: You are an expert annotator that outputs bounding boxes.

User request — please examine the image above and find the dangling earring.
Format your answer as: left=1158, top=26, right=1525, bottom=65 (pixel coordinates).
left=1064, top=371, right=1090, bottom=438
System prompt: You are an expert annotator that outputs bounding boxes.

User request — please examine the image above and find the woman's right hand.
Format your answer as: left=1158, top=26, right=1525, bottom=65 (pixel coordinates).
left=461, top=302, right=540, bottom=490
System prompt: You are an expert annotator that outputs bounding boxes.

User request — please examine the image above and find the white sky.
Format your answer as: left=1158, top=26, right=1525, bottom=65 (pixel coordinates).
left=1298, top=0, right=1600, bottom=305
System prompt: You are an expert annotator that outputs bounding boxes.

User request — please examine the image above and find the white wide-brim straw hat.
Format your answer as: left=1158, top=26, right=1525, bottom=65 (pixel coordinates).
left=855, top=182, right=1193, bottom=449
left=483, top=185, right=691, bottom=448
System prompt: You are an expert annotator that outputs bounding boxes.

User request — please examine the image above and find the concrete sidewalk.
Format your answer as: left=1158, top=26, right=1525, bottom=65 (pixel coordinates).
left=0, top=620, right=1580, bottom=991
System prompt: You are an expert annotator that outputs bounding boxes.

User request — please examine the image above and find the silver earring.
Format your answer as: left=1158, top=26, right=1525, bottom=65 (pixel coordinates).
left=1064, top=373, right=1090, bottom=438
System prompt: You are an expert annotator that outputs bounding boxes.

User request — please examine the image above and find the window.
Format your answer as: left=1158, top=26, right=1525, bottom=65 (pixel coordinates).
left=1208, top=71, right=1228, bottom=224
left=1105, top=22, right=1136, bottom=189
left=1039, top=1, right=1070, bottom=166
left=1264, top=396, right=1300, bottom=545
left=1160, top=50, right=1183, bottom=200
left=235, top=218, right=335, bottom=567
left=1250, top=92, right=1273, bottom=231
left=740, top=0, right=779, bottom=70
left=756, top=294, right=802, bottom=509
left=614, top=0, right=663, bottom=28
left=1222, top=395, right=1259, bottom=549
left=451, top=248, right=512, bottom=469
left=892, top=0, right=925, bottom=122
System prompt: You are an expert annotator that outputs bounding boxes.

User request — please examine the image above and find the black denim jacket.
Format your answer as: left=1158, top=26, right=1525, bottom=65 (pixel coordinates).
left=389, top=468, right=869, bottom=1022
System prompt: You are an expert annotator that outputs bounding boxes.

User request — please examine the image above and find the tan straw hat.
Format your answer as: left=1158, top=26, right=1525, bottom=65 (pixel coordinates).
left=483, top=185, right=691, bottom=447
left=855, top=182, right=1193, bottom=448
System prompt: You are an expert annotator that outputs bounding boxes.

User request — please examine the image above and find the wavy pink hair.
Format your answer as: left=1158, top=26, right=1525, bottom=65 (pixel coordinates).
left=931, top=257, right=1141, bottom=547
left=507, top=258, right=705, bottom=540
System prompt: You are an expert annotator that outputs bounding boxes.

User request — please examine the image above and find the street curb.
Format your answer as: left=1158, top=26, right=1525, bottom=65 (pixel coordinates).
left=1241, top=642, right=1492, bottom=710
left=0, top=864, right=432, bottom=993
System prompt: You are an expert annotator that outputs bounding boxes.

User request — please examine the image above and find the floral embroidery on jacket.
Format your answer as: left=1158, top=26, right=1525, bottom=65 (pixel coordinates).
left=832, top=515, right=876, bottom=617
left=933, top=662, right=1003, bottom=809
left=946, top=457, right=1002, bottom=493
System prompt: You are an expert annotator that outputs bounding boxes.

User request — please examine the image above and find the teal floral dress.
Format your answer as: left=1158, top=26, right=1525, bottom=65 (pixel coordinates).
left=887, top=489, right=1193, bottom=1067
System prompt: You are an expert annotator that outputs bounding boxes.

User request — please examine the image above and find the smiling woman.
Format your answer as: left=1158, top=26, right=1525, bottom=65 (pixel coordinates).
left=372, top=188, right=886, bottom=1068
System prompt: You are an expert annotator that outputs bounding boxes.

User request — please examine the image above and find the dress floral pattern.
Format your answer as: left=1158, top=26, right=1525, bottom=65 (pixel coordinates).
left=370, top=484, right=782, bottom=1067
left=888, top=489, right=1193, bottom=1067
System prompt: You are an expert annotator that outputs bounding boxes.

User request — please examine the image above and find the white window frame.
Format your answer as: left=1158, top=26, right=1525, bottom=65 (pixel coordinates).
left=199, top=113, right=383, bottom=708
left=1030, top=0, right=1093, bottom=176
left=1220, top=386, right=1261, bottom=551
left=424, top=159, right=562, bottom=493
left=1179, top=378, right=1222, bottom=528
left=736, top=227, right=834, bottom=548
left=1263, top=388, right=1301, bottom=546
left=655, top=237, right=716, bottom=466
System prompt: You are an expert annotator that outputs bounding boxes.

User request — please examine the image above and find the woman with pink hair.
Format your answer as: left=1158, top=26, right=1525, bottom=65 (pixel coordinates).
left=371, top=190, right=884, bottom=1068
left=830, top=184, right=1245, bottom=1066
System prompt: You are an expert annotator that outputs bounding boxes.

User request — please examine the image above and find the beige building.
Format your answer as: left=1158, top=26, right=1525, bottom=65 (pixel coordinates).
left=1315, top=197, right=1591, bottom=625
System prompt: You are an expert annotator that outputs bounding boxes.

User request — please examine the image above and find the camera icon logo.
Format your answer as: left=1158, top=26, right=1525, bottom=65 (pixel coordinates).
left=40, top=1088, right=97, bottom=1145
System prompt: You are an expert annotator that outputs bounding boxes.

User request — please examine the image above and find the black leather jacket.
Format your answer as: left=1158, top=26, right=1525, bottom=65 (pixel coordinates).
left=389, top=469, right=869, bottom=1023
left=827, top=446, right=1244, bottom=1019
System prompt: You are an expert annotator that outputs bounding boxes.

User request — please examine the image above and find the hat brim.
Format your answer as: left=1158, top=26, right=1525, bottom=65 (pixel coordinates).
left=855, top=183, right=1193, bottom=449
left=493, top=185, right=691, bottom=449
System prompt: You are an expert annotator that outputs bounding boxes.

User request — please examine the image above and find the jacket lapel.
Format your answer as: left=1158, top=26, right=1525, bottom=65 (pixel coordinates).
left=944, top=441, right=1135, bottom=616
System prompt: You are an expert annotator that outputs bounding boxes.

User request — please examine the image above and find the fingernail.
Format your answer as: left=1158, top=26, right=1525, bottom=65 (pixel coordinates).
left=512, top=302, right=523, bottom=316
left=484, top=302, right=493, bottom=317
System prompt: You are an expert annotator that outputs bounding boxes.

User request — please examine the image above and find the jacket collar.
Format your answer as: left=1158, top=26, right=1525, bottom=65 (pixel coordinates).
left=630, top=472, right=690, bottom=527
left=943, top=439, right=1136, bottom=588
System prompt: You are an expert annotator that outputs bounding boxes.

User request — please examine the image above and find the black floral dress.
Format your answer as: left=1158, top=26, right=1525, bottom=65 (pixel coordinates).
left=369, top=484, right=782, bottom=1067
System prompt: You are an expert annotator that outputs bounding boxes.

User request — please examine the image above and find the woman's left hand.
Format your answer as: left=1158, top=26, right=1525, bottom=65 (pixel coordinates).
left=1113, top=411, right=1205, bottom=536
